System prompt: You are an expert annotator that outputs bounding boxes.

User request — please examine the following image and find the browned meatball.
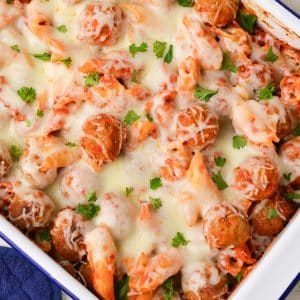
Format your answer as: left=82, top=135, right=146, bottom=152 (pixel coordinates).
left=203, top=203, right=250, bottom=249
left=232, top=156, right=279, bottom=201
left=250, top=194, right=296, bottom=237
left=0, top=143, right=11, bottom=178
left=176, top=105, right=219, bottom=151
left=8, top=189, right=54, bottom=231
left=80, top=113, right=127, bottom=171
left=194, top=0, right=239, bottom=27
left=51, top=208, right=88, bottom=262
left=0, top=181, right=14, bottom=210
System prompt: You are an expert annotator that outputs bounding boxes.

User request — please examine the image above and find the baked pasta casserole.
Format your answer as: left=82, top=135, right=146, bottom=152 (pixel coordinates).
left=0, top=0, right=299, bottom=299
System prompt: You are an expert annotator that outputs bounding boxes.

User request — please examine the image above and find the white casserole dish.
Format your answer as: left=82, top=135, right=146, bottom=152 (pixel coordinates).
left=0, top=1, right=299, bottom=299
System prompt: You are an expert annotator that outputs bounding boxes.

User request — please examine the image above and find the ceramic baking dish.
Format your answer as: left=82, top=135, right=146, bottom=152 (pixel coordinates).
left=0, top=1, right=299, bottom=299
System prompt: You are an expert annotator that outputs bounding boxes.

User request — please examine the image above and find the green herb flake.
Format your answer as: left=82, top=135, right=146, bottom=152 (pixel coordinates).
left=17, top=87, right=36, bottom=103
left=162, top=278, right=175, bottom=300
left=60, top=57, right=72, bottom=68
left=32, top=53, right=51, bottom=61
left=9, top=145, right=23, bottom=162
left=283, top=172, right=292, bottom=181
left=292, top=124, right=300, bottom=136
left=153, top=40, right=167, bottom=58
left=56, top=24, right=67, bottom=33
left=65, top=141, right=76, bottom=147
left=25, top=120, right=31, bottom=127
left=6, top=0, right=14, bottom=4
left=77, top=203, right=100, bottom=220
left=232, top=135, right=247, bottom=149
left=129, top=42, right=148, bottom=58
left=178, top=0, right=194, bottom=7
left=284, top=193, right=300, bottom=200
left=214, top=156, right=226, bottom=167
left=84, top=72, right=100, bottom=87
left=211, top=171, right=228, bottom=190
left=39, top=230, right=51, bottom=242
left=264, top=46, right=278, bottom=62
left=258, top=82, right=275, bottom=100
left=124, top=110, right=141, bottom=125
left=11, top=44, right=20, bottom=53
left=36, top=109, right=44, bottom=118
left=267, top=208, right=278, bottom=220
left=115, top=275, right=129, bottom=300
left=150, top=177, right=162, bottom=190
left=86, top=191, right=97, bottom=202
left=236, top=273, right=243, bottom=282
left=164, top=45, right=174, bottom=64
left=131, top=69, right=139, bottom=83
left=194, top=85, right=218, bottom=102
left=125, top=187, right=134, bottom=197
left=171, top=232, right=190, bottom=247
left=237, top=11, right=257, bottom=34
left=221, top=52, right=238, bottom=73
left=150, top=197, right=162, bottom=210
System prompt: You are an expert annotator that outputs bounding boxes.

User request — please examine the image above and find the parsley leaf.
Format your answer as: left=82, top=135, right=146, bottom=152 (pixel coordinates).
left=77, top=203, right=100, bottom=220
left=264, top=46, right=278, bottom=62
left=115, top=275, right=129, bottom=300
left=233, top=135, right=247, bottom=149
left=124, top=110, right=141, bottom=125
left=194, top=85, right=218, bottom=102
left=86, top=191, right=97, bottom=202
left=150, top=177, right=162, bottom=190
left=150, top=197, right=162, bottom=210
left=129, top=42, right=148, bottom=58
left=36, top=109, right=44, bottom=118
left=25, top=120, right=31, bottom=127
left=9, top=145, right=23, bottom=162
left=292, top=124, right=300, bottom=136
left=6, top=0, right=14, bottom=4
left=211, top=171, right=228, bottom=190
left=65, top=142, right=76, bottom=147
left=221, top=52, right=238, bottom=72
left=236, top=273, right=243, bottom=282
left=171, top=232, right=190, bottom=247
left=153, top=40, right=167, bottom=58
left=267, top=208, right=278, bottom=220
left=146, top=113, right=153, bottom=122
left=162, top=278, right=175, bottom=300
left=84, top=72, right=100, bottom=87
left=56, top=24, right=67, bottom=33
left=39, top=230, right=51, bottom=242
left=11, top=44, right=20, bottom=53
left=214, top=156, right=226, bottom=167
left=258, top=82, right=275, bottom=100
left=284, top=193, right=300, bottom=200
left=131, top=69, right=139, bottom=83
left=60, top=57, right=72, bottom=67
left=164, top=45, right=174, bottom=64
left=32, top=53, right=51, bottom=61
left=237, top=11, right=257, bottom=34
left=17, top=87, right=36, bottom=103
left=178, top=0, right=194, bottom=7
left=125, top=187, right=134, bottom=197
left=283, top=172, right=292, bottom=181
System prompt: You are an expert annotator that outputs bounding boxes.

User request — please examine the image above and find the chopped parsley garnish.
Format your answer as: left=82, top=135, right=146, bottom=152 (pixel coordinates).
left=164, top=45, right=174, bottom=64
left=150, top=177, right=162, bottom=190
left=214, top=156, right=226, bottom=167
left=56, top=24, right=67, bottom=33
left=150, top=197, right=162, bottom=210
left=258, top=82, right=275, bottom=100
left=232, top=135, right=247, bottom=149
left=125, top=187, right=134, bottom=197
left=84, top=72, right=100, bottom=87
left=6, top=0, right=14, bottom=4
left=146, top=112, right=153, bottom=122
left=292, top=124, right=300, bottom=136
left=17, top=87, right=36, bottom=103
left=86, top=191, right=97, bottom=202
left=59, top=57, right=72, bottom=67
left=131, top=69, right=139, bottom=83
left=77, top=203, right=100, bottom=220
left=237, top=11, right=257, bottom=34
left=36, top=109, right=44, bottom=118
left=221, top=52, right=238, bottom=73
left=284, top=193, right=300, bottom=200
left=32, top=53, right=51, bottom=61
left=9, top=145, right=23, bottom=162
left=39, top=230, right=51, bottom=242
left=65, top=141, right=76, bottom=147
left=178, top=0, right=194, bottom=7
left=267, top=208, right=278, bottom=220
left=283, top=172, right=292, bottom=181
left=236, top=273, right=243, bottom=282
left=25, top=120, right=31, bottom=127
left=162, top=278, right=175, bottom=300
left=211, top=171, right=228, bottom=190
left=153, top=40, right=167, bottom=58
left=129, top=42, right=148, bottom=58
left=124, top=110, right=141, bottom=125
left=115, top=275, right=129, bottom=300
left=264, top=46, right=278, bottom=62
left=11, top=44, right=20, bottom=53
left=194, top=85, right=218, bottom=102
left=171, top=232, right=190, bottom=247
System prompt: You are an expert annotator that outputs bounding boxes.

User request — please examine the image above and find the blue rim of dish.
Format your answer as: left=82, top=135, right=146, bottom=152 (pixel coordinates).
left=0, top=231, right=79, bottom=300
left=280, top=273, right=300, bottom=299
left=274, top=0, right=300, bottom=19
